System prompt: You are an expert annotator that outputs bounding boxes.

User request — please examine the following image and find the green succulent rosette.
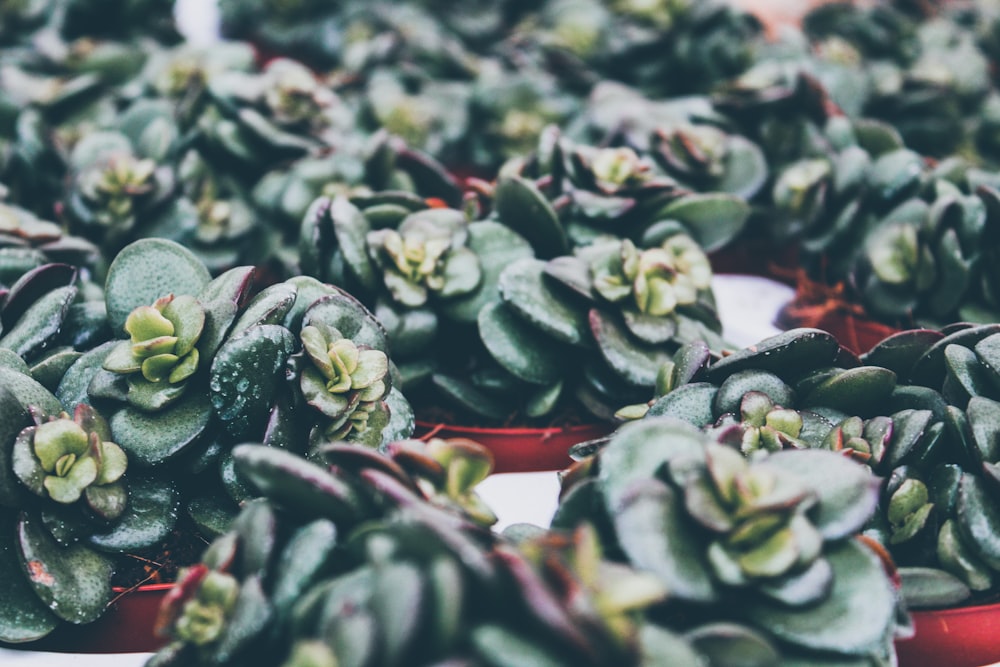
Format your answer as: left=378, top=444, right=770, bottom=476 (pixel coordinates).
left=12, top=404, right=127, bottom=508
left=555, top=416, right=903, bottom=663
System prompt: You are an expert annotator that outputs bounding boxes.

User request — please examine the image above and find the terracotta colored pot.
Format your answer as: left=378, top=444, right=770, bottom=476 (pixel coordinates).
left=895, top=602, right=1000, bottom=667
left=414, top=421, right=612, bottom=473
left=6, top=583, right=171, bottom=654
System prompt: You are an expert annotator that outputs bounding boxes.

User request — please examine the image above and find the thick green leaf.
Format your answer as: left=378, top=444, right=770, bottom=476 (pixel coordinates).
left=232, top=444, right=367, bottom=525
left=0, top=385, right=30, bottom=507
left=612, top=478, right=718, bottom=603
left=638, top=624, right=704, bottom=667
left=303, top=293, right=387, bottom=352
left=439, top=221, right=534, bottom=323
left=802, top=367, right=897, bottom=416
left=957, top=473, right=1000, bottom=570
left=17, top=514, right=114, bottom=624
left=104, top=239, right=211, bottom=333
left=899, top=567, right=971, bottom=609
left=0, top=366, right=61, bottom=416
left=430, top=373, right=511, bottom=421
left=478, top=301, right=564, bottom=385
left=761, top=450, right=878, bottom=539
left=714, top=370, right=794, bottom=417
left=705, top=329, right=839, bottom=384
left=209, top=575, right=273, bottom=664
left=657, top=193, right=750, bottom=253
left=88, top=477, right=178, bottom=552
left=371, top=563, right=424, bottom=666
left=0, top=516, right=59, bottom=642
left=590, top=309, right=673, bottom=387
left=471, top=623, right=567, bottom=667
left=330, top=196, right=378, bottom=292
left=272, top=519, right=338, bottom=615
left=744, top=540, right=897, bottom=655
left=685, top=623, right=780, bottom=667
left=647, top=382, right=718, bottom=428
left=229, top=283, right=298, bottom=336
left=499, top=258, right=590, bottom=347
left=110, top=390, right=212, bottom=466
left=210, top=325, right=296, bottom=438
left=0, top=285, right=77, bottom=359
left=494, top=175, right=568, bottom=259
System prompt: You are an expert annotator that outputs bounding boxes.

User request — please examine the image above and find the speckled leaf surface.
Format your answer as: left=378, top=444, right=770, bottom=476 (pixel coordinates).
left=705, top=329, right=840, bottom=384
left=210, top=324, right=296, bottom=438
left=17, top=513, right=113, bottom=624
left=110, top=389, right=212, bottom=466
left=331, top=196, right=378, bottom=291
left=647, top=383, right=718, bottom=428
left=88, top=477, right=178, bottom=552
left=104, top=238, right=211, bottom=332
left=55, top=340, right=116, bottom=410
left=0, top=366, right=61, bottom=416
left=303, top=293, right=387, bottom=352
left=439, top=221, right=534, bottom=324
left=229, top=283, right=298, bottom=336
left=0, top=285, right=76, bottom=359
left=499, top=258, right=589, bottom=347
left=761, top=450, right=878, bottom=539
left=494, top=175, right=568, bottom=259
left=0, top=385, right=29, bottom=507
left=232, top=444, right=367, bottom=525
left=802, top=367, right=897, bottom=416
left=478, top=301, right=564, bottom=385
left=743, top=540, right=896, bottom=655
left=0, top=517, right=58, bottom=642
left=589, top=309, right=673, bottom=387
left=957, top=472, right=1000, bottom=570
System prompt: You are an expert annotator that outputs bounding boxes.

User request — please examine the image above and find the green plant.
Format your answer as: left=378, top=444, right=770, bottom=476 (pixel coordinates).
left=555, top=414, right=905, bottom=664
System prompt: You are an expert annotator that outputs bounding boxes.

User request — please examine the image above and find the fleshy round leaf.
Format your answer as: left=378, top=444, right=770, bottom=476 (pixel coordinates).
left=499, top=258, right=590, bottom=347
left=17, top=513, right=114, bottom=624
left=590, top=309, right=673, bottom=387
left=743, top=540, right=897, bottom=655
left=232, top=444, right=368, bottom=525
left=110, top=390, right=212, bottom=466
left=478, top=301, right=564, bottom=385
left=802, top=367, right=897, bottom=416
left=210, top=325, right=296, bottom=438
left=761, top=450, right=878, bottom=540
left=89, top=477, right=178, bottom=552
left=105, top=239, right=211, bottom=333
left=494, top=175, right=568, bottom=259
left=439, top=221, right=534, bottom=324
left=0, top=517, right=58, bottom=642
left=657, top=193, right=750, bottom=253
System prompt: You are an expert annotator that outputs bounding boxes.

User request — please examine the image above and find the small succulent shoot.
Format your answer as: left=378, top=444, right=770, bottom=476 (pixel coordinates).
left=592, top=236, right=711, bottom=317
left=156, top=564, right=241, bottom=648
left=886, top=478, right=934, bottom=546
left=421, top=437, right=497, bottom=526
left=12, top=404, right=127, bottom=507
left=516, top=522, right=668, bottom=650
left=103, top=294, right=206, bottom=411
left=366, top=211, right=482, bottom=308
left=588, top=146, right=651, bottom=193
left=299, top=322, right=390, bottom=442
left=716, top=392, right=806, bottom=454
left=77, top=154, right=158, bottom=231
left=688, top=443, right=821, bottom=584
left=653, top=124, right=729, bottom=182
left=262, top=58, right=337, bottom=130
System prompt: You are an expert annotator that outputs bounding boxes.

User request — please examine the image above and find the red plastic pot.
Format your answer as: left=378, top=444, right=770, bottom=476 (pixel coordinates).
left=895, top=601, right=1000, bottom=667
left=7, top=583, right=171, bottom=654
left=414, top=421, right=612, bottom=473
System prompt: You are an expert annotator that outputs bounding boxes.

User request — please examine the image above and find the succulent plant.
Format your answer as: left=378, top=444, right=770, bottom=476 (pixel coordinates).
left=555, top=415, right=905, bottom=663
left=613, top=324, right=1000, bottom=613
left=148, top=438, right=679, bottom=666
left=487, top=125, right=752, bottom=256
